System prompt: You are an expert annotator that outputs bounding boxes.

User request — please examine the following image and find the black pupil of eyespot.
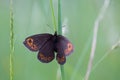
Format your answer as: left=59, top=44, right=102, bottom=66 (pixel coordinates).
left=33, top=45, right=35, bottom=48
left=69, top=45, right=71, bottom=48
left=29, top=39, right=32, bottom=43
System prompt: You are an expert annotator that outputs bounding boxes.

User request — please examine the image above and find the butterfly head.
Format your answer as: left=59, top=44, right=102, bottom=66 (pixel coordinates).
left=54, top=31, right=57, bottom=36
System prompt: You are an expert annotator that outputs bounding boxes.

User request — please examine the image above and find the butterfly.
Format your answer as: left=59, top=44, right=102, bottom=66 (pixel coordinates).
left=23, top=32, right=74, bottom=65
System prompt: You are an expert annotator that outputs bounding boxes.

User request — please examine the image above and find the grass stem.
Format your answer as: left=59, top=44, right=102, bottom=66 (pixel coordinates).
left=10, top=0, right=14, bottom=80
left=60, top=65, right=65, bottom=80
left=84, top=0, right=110, bottom=80
left=49, top=0, right=65, bottom=80
left=58, top=0, right=62, bottom=34
left=58, top=0, right=65, bottom=80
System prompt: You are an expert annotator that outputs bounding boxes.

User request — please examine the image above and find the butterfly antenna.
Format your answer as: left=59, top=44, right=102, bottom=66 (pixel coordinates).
left=46, top=24, right=54, bottom=32
left=47, top=24, right=58, bottom=34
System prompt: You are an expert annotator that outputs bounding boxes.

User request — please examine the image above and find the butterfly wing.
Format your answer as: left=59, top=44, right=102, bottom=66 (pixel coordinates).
left=23, top=33, right=53, bottom=51
left=55, top=35, right=74, bottom=65
left=56, top=52, right=66, bottom=65
left=56, top=35, right=74, bottom=56
left=37, top=37, right=55, bottom=63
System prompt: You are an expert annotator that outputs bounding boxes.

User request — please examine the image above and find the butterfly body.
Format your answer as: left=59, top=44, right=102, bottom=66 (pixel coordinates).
left=23, top=32, right=73, bottom=65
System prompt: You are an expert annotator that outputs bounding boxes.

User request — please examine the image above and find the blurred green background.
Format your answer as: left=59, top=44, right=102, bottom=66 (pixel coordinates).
left=0, top=0, right=120, bottom=80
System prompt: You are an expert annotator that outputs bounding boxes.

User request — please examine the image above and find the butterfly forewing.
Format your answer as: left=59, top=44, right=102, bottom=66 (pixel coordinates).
left=56, top=35, right=74, bottom=56
left=37, top=37, right=55, bottom=63
left=55, top=35, right=74, bottom=65
left=23, top=33, right=53, bottom=51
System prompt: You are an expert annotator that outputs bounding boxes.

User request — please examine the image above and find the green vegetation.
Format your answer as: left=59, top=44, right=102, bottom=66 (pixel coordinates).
left=0, top=0, right=120, bottom=80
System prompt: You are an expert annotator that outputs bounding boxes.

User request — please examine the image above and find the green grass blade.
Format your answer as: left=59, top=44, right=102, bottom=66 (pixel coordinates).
left=50, top=0, right=57, bottom=32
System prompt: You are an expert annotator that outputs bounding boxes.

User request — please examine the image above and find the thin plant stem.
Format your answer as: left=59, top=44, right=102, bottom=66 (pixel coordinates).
left=92, top=40, right=120, bottom=71
left=50, top=0, right=57, bottom=32
left=58, top=0, right=62, bottom=34
left=49, top=0, right=65, bottom=80
left=58, top=0, right=65, bottom=80
left=84, top=0, right=110, bottom=80
left=60, top=65, right=65, bottom=80
left=10, top=0, right=14, bottom=80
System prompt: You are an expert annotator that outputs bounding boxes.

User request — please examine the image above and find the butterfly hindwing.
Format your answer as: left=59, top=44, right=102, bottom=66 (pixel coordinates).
left=37, top=37, right=55, bottom=63
left=56, top=52, right=66, bottom=65
left=23, top=33, right=53, bottom=51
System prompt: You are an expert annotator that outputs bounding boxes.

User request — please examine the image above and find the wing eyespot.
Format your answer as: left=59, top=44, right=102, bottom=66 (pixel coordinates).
left=31, top=44, right=38, bottom=50
left=64, top=43, right=73, bottom=56
left=68, top=43, right=72, bottom=48
left=26, top=38, right=33, bottom=46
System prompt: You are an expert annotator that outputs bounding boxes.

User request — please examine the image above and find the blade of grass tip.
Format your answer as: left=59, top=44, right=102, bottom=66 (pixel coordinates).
left=92, top=40, right=120, bottom=71
left=10, top=0, right=14, bottom=80
left=58, top=0, right=65, bottom=80
left=50, top=0, right=57, bottom=32
left=84, top=0, right=110, bottom=80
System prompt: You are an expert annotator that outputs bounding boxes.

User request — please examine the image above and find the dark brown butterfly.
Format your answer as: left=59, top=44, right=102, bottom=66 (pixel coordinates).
left=23, top=32, right=73, bottom=65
